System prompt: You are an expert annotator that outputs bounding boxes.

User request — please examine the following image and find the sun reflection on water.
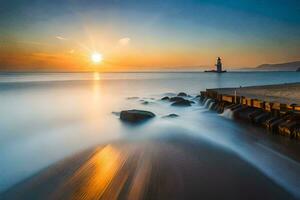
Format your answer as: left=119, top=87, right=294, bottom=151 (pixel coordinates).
left=55, top=145, right=129, bottom=200
left=93, top=72, right=101, bottom=81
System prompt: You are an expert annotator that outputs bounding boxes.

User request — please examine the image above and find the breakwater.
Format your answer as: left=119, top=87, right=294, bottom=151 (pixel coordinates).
left=200, top=86, right=300, bottom=140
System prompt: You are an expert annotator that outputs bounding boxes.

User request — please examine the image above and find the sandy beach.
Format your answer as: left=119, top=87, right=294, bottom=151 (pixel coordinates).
left=211, top=82, right=300, bottom=105
left=1, top=134, right=295, bottom=200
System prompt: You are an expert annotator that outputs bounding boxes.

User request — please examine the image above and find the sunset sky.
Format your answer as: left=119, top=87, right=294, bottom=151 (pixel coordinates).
left=0, top=0, right=300, bottom=72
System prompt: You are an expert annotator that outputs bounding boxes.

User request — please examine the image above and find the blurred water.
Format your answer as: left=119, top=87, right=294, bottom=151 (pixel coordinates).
left=0, top=72, right=300, bottom=195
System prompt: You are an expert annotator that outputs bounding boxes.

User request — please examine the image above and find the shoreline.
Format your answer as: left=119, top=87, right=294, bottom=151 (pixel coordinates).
left=200, top=82, right=300, bottom=140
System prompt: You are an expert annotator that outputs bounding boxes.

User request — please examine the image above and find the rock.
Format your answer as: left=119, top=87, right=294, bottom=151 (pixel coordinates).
left=161, top=96, right=170, bottom=101
left=169, top=96, right=185, bottom=102
left=163, top=114, right=179, bottom=118
left=120, top=109, right=155, bottom=123
left=171, top=99, right=191, bottom=106
left=127, top=97, right=139, bottom=100
left=141, top=101, right=149, bottom=105
left=177, top=92, right=187, bottom=97
left=112, top=111, right=120, bottom=116
left=169, top=96, right=192, bottom=106
left=163, top=92, right=176, bottom=96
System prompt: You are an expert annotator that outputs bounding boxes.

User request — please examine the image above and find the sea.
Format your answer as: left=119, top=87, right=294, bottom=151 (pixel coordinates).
left=0, top=72, right=300, bottom=197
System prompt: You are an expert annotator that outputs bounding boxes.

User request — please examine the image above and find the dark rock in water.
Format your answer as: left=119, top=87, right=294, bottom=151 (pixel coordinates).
left=161, top=96, right=170, bottom=101
left=112, top=111, right=120, bottom=116
left=120, top=109, right=155, bottom=123
left=189, top=100, right=195, bottom=104
left=140, top=99, right=155, bottom=105
left=163, top=92, right=176, bottom=96
left=169, top=96, right=192, bottom=106
left=171, top=99, right=191, bottom=106
left=177, top=92, right=187, bottom=97
left=127, top=97, right=139, bottom=100
left=163, top=113, right=179, bottom=118
left=141, top=101, right=149, bottom=105
left=169, top=96, right=185, bottom=102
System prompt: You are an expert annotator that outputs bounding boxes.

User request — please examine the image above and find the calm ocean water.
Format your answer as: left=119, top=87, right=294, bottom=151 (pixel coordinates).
left=0, top=72, right=300, bottom=195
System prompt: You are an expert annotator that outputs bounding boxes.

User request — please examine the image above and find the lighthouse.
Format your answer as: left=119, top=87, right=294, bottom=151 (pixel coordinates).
left=216, top=57, right=222, bottom=72
left=204, top=57, right=227, bottom=73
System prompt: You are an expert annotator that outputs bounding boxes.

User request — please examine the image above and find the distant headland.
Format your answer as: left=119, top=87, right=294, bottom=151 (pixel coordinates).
left=241, top=61, right=300, bottom=72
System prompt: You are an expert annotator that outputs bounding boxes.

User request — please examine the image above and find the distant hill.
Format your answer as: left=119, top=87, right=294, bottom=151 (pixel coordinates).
left=256, top=61, right=300, bottom=71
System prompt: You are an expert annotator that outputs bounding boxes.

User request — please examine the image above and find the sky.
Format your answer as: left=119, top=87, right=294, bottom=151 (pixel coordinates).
left=0, top=0, right=299, bottom=72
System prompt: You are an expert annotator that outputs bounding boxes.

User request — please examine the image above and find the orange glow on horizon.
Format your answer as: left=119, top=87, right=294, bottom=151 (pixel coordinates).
left=1, top=32, right=299, bottom=72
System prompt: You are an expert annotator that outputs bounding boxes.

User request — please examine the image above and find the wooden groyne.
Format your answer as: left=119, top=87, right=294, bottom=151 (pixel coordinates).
left=200, top=83, right=300, bottom=140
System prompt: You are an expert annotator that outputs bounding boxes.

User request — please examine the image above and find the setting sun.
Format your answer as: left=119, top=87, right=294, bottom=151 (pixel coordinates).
left=91, top=52, right=103, bottom=63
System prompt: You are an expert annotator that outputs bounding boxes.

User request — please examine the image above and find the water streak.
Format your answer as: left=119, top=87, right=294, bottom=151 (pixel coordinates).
left=220, top=108, right=234, bottom=119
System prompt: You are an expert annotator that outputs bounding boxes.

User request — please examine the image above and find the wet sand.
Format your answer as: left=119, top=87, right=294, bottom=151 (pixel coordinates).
left=211, top=82, right=300, bottom=104
left=1, top=134, right=295, bottom=200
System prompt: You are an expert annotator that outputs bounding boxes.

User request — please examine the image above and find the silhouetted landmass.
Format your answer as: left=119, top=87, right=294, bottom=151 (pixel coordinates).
left=256, top=61, right=300, bottom=71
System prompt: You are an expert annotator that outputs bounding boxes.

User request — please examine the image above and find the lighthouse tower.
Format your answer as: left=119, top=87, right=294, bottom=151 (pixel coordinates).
left=216, top=57, right=222, bottom=72
left=204, top=57, right=226, bottom=73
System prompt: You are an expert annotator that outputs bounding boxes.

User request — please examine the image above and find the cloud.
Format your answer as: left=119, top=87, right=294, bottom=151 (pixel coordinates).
left=56, top=36, right=68, bottom=40
left=119, top=37, right=130, bottom=46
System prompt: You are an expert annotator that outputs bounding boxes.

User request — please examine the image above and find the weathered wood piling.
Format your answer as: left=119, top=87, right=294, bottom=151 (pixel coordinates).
left=200, top=86, right=300, bottom=140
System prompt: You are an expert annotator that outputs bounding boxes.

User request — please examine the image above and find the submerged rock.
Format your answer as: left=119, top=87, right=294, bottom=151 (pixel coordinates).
left=161, top=96, right=170, bottom=101
left=171, top=99, right=191, bottom=106
left=141, top=101, right=149, bottom=105
left=163, top=92, right=176, bottom=96
left=126, top=97, right=139, bottom=100
left=140, top=99, right=155, bottom=105
left=169, top=96, right=185, bottom=102
left=177, top=92, right=187, bottom=97
left=120, top=109, right=155, bottom=123
left=194, top=95, right=201, bottom=99
left=112, top=111, right=121, bottom=116
left=163, top=114, right=179, bottom=118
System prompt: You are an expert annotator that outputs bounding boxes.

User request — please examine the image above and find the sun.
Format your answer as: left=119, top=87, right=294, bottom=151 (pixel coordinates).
left=91, top=52, right=103, bottom=63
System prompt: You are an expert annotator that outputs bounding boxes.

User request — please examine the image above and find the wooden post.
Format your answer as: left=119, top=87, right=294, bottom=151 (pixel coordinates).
left=234, top=90, right=237, bottom=104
